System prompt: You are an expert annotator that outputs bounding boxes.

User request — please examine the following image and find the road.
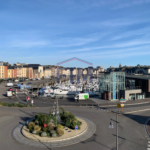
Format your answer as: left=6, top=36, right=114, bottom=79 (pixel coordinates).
left=99, top=102, right=150, bottom=114
left=0, top=105, right=148, bottom=150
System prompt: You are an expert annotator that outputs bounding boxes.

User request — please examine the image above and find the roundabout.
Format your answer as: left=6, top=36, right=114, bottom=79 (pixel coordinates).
left=12, top=116, right=96, bottom=148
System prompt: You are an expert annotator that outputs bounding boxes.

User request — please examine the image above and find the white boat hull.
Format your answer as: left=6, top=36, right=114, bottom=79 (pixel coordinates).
left=54, top=90, right=79, bottom=95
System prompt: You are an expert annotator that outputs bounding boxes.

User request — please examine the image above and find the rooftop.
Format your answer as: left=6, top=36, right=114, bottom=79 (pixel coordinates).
left=126, top=75, right=150, bottom=80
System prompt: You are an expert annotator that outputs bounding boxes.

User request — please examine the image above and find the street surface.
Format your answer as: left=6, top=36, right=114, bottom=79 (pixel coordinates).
left=0, top=105, right=148, bottom=150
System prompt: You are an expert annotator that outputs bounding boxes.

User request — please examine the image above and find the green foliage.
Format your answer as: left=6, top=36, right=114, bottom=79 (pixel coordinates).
left=42, top=127, right=47, bottom=132
left=65, top=118, right=71, bottom=127
left=35, top=113, right=51, bottom=126
left=59, top=107, right=65, bottom=114
left=0, top=101, right=28, bottom=107
left=56, top=128, right=64, bottom=136
left=34, top=125, right=41, bottom=132
left=28, top=122, right=35, bottom=128
left=52, top=133, right=57, bottom=137
left=28, top=122, right=35, bottom=132
left=51, top=115, right=57, bottom=126
left=35, top=119, right=39, bottom=125
left=57, top=124, right=63, bottom=129
left=50, top=130, right=56, bottom=134
left=41, top=132, right=47, bottom=137
left=48, top=123, right=54, bottom=131
left=14, top=102, right=19, bottom=105
left=64, top=111, right=70, bottom=117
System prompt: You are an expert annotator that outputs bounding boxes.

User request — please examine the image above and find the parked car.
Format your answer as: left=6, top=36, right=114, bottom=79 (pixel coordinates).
left=7, top=83, right=13, bottom=87
left=8, top=88, right=13, bottom=91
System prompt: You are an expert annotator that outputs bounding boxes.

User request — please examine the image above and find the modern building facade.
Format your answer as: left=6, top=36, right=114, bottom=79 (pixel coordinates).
left=99, top=72, right=125, bottom=100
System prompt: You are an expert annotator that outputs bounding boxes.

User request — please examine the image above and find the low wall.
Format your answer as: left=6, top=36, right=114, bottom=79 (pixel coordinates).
left=125, top=89, right=142, bottom=100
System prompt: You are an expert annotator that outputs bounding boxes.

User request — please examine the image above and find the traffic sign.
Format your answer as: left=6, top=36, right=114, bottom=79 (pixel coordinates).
left=117, top=103, right=121, bottom=108
left=75, top=125, right=78, bottom=130
left=120, top=99, right=126, bottom=103
left=26, top=97, right=30, bottom=101
left=120, top=104, right=124, bottom=107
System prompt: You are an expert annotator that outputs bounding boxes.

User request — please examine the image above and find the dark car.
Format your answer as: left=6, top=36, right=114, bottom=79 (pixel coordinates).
left=27, top=82, right=32, bottom=84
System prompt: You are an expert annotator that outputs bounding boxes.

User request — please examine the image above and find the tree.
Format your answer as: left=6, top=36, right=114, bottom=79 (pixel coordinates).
left=137, top=64, right=140, bottom=67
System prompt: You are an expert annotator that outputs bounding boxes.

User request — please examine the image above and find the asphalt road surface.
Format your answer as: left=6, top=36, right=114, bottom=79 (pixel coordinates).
left=0, top=106, right=148, bottom=150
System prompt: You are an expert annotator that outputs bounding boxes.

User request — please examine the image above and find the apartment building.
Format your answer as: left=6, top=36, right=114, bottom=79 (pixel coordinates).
left=21, top=67, right=27, bottom=78
left=38, top=66, right=44, bottom=78
left=72, top=68, right=77, bottom=75
left=0, top=62, right=8, bottom=79
left=26, top=67, right=33, bottom=79
left=8, top=67, right=17, bottom=78
left=83, top=69, right=87, bottom=75
left=44, top=67, right=52, bottom=78
left=17, top=67, right=22, bottom=78
left=65, top=68, right=70, bottom=76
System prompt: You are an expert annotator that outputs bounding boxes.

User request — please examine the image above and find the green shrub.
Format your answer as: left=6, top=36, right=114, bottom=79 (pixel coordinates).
left=56, top=128, right=64, bottom=136
left=34, top=125, right=41, bottom=132
left=35, top=113, right=51, bottom=126
left=59, top=107, right=65, bottom=114
left=52, top=133, right=57, bottom=137
left=28, top=122, right=35, bottom=128
left=51, top=116, right=57, bottom=126
left=14, top=102, right=19, bottom=105
left=64, top=111, right=70, bottom=117
left=35, top=119, right=39, bottom=125
left=29, top=126, right=34, bottom=132
left=65, top=118, right=71, bottom=127
left=8, top=103, right=13, bottom=107
left=48, top=123, right=54, bottom=131
left=42, top=127, right=47, bottom=132
left=50, top=130, right=56, bottom=134
left=57, top=124, right=63, bottom=129
left=71, top=120, right=77, bottom=129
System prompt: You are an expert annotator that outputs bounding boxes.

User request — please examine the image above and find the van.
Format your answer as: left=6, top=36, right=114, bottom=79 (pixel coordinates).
left=74, top=93, right=89, bottom=101
left=7, top=83, right=13, bottom=87
left=7, top=91, right=12, bottom=97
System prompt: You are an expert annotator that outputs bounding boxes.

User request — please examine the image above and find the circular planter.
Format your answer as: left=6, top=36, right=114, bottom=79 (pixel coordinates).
left=12, top=116, right=96, bottom=148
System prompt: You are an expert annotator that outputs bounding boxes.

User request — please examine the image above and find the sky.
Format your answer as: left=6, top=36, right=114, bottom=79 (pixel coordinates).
left=0, top=0, right=150, bottom=68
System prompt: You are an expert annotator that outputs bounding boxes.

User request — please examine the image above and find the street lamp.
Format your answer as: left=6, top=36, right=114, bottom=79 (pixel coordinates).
left=109, top=113, right=119, bottom=150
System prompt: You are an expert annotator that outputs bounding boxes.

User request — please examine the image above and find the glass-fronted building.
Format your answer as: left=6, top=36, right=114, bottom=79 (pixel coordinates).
left=99, top=72, right=125, bottom=100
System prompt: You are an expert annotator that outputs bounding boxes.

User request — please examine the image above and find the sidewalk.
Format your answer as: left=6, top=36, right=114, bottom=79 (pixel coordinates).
left=91, top=97, right=150, bottom=106
left=146, top=118, right=150, bottom=138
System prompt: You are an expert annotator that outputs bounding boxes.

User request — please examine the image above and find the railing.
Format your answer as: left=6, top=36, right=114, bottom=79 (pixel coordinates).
left=125, top=86, right=142, bottom=90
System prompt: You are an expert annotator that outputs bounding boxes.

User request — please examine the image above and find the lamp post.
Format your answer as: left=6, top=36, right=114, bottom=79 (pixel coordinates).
left=109, top=112, right=119, bottom=150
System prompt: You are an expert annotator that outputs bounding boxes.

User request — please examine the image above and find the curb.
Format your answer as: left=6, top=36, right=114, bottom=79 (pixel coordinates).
left=22, top=117, right=88, bottom=142
left=12, top=116, right=96, bottom=148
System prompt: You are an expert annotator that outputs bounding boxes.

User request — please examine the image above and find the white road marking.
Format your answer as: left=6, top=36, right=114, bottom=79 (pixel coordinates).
left=124, top=109, right=150, bottom=114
